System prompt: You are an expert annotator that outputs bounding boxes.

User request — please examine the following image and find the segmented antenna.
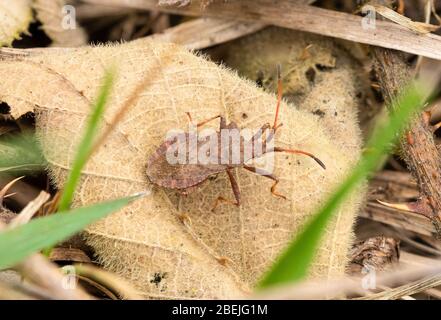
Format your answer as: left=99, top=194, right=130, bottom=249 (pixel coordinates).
left=273, top=64, right=283, bottom=131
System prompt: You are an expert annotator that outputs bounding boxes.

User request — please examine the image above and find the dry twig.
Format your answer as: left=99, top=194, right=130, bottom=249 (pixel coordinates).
left=82, top=0, right=441, bottom=60
left=8, top=191, right=50, bottom=228
left=373, top=48, right=441, bottom=237
left=359, top=273, right=441, bottom=300
left=73, top=264, right=142, bottom=300
left=253, top=262, right=441, bottom=299
left=149, top=17, right=265, bottom=49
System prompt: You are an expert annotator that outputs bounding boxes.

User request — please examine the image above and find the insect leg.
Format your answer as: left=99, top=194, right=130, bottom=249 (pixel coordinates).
left=248, top=123, right=275, bottom=159
left=243, top=165, right=287, bottom=200
left=226, top=169, right=241, bottom=205
left=198, top=115, right=223, bottom=128
left=219, top=116, right=227, bottom=129
left=212, top=169, right=241, bottom=211
left=185, top=113, right=224, bottom=128
left=250, top=123, right=271, bottom=143
left=185, top=112, right=193, bottom=124
left=272, top=147, right=326, bottom=169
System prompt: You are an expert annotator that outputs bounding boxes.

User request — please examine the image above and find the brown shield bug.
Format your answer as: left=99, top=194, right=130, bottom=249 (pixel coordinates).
left=146, top=66, right=325, bottom=210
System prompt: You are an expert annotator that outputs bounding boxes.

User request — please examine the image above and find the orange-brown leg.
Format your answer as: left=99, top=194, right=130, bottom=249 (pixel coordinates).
left=251, top=123, right=271, bottom=143
left=243, top=165, right=286, bottom=200
left=212, top=169, right=241, bottom=211
left=185, top=112, right=223, bottom=128
left=248, top=123, right=273, bottom=159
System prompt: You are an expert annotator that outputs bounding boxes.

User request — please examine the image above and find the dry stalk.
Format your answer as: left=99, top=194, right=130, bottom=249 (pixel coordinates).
left=73, top=264, right=143, bottom=299
left=148, top=17, right=265, bottom=50
left=253, top=262, right=441, bottom=300
left=359, top=273, right=441, bottom=300
left=373, top=46, right=441, bottom=237
left=8, top=191, right=50, bottom=228
left=82, top=0, right=441, bottom=60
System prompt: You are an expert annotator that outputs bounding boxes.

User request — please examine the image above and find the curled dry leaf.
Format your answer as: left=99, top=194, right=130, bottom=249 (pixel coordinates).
left=0, top=207, right=16, bottom=224
left=33, top=0, right=88, bottom=47
left=0, top=36, right=364, bottom=298
left=73, top=263, right=142, bottom=300
left=0, top=0, right=32, bottom=46
left=349, top=236, right=400, bottom=275
left=372, top=4, right=440, bottom=34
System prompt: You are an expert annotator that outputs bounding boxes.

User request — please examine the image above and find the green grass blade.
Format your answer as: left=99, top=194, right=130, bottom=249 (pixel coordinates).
left=0, top=195, right=138, bottom=270
left=258, top=83, right=428, bottom=288
left=57, top=70, right=115, bottom=212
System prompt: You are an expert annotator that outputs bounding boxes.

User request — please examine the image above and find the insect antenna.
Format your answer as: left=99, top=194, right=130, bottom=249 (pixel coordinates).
left=273, top=147, right=326, bottom=170
left=273, top=64, right=283, bottom=131
left=264, top=65, right=326, bottom=170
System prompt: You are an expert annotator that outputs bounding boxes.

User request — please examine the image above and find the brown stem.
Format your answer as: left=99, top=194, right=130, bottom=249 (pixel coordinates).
left=373, top=48, right=441, bottom=238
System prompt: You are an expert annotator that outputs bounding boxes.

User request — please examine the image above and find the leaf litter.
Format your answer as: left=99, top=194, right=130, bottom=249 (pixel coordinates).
left=0, top=34, right=365, bottom=298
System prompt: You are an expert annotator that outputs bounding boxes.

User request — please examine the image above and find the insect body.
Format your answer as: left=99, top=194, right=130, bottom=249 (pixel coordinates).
left=146, top=67, right=325, bottom=209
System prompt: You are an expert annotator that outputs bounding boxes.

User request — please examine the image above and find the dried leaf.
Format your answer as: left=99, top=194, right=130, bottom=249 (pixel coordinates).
left=49, top=247, right=91, bottom=263
left=349, top=236, right=400, bottom=275
left=372, top=4, right=440, bottom=34
left=33, top=0, right=87, bottom=47
left=0, top=38, right=364, bottom=298
left=150, top=18, right=265, bottom=50
left=377, top=198, right=434, bottom=218
left=0, top=207, right=16, bottom=224
left=73, top=263, right=142, bottom=300
left=0, top=0, right=33, bottom=46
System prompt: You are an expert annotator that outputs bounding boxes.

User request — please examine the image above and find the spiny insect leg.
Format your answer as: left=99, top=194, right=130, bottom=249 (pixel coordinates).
left=226, top=168, right=241, bottom=205
left=243, top=165, right=287, bottom=200
left=248, top=123, right=272, bottom=159
left=197, top=114, right=223, bottom=128
left=185, top=112, right=223, bottom=128
left=185, top=111, right=193, bottom=124
left=250, top=123, right=271, bottom=143
left=212, top=169, right=240, bottom=211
